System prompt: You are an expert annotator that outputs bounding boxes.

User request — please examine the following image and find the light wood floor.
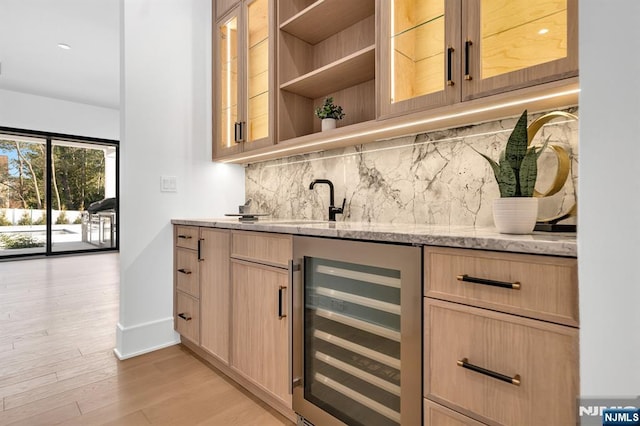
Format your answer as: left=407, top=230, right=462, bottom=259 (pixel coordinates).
left=0, top=253, right=294, bottom=425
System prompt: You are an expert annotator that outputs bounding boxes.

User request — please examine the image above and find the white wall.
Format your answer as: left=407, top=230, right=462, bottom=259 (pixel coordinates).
left=579, top=0, right=640, bottom=395
left=116, top=0, right=245, bottom=359
left=0, top=89, right=119, bottom=140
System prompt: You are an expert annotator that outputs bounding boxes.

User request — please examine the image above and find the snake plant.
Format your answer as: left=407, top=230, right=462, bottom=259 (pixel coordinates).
left=475, top=110, right=549, bottom=197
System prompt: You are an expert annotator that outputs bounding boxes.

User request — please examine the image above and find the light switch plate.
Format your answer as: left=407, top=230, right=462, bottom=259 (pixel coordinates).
left=160, top=176, right=177, bottom=192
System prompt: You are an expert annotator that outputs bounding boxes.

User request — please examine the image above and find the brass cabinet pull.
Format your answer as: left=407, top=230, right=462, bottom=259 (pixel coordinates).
left=177, top=268, right=192, bottom=275
left=178, top=234, right=192, bottom=239
left=178, top=313, right=192, bottom=321
left=446, top=46, right=455, bottom=86
left=464, top=40, right=473, bottom=80
left=457, top=274, right=521, bottom=290
left=457, top=358, right=521, bottom=386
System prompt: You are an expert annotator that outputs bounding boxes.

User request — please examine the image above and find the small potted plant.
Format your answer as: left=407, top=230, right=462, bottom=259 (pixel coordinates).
left=314, top=97, right=345, bottom=131
left=474, top=110, right=549, bottom=234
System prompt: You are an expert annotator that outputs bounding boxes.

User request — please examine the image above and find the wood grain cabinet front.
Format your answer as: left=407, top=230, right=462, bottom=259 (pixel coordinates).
left=424, top=399, right=485, bottom=426
left=424, top=246, right=578, bottom=327
left=175, top=247, right=200, bottom=298
left=229, top=231, right=293, bottom=410
left=424, top=299, right=578, bottom=426
left=230, top=258, right=291, bottom=408
left=173, top=226, right=231, bottom=364
left=175, top=291, right=200, bottom=344
left=175, top=226, right=199, bottom=250
left=423, top=246, right=579, bottom=426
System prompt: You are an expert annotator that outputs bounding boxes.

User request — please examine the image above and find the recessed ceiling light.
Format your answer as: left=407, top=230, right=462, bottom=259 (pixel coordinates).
left=538, top=28, right=549, bottom=35
left=57, top=43, right=71, bottom=50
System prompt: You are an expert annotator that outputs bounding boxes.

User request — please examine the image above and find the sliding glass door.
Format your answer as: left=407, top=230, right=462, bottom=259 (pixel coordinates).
left=0, top=134, right=48, bottom=256
left=50, top=140, right=117, bottom=252
left=0, top=128, right=118, bottom=258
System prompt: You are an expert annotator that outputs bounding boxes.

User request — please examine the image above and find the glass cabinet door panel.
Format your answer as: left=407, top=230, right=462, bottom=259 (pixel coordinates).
left=246, top=0, right=270, bottom=143
left=219, top=14, right=239, bottom=150
left=391, top=0, right=445, bottom=103
left=480, top=0, right=568, bottom=79
left=379, top=0, right=457, bottom=118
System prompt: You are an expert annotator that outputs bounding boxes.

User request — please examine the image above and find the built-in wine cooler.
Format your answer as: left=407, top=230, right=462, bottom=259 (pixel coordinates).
left=292, top=237, right=421, bottom=426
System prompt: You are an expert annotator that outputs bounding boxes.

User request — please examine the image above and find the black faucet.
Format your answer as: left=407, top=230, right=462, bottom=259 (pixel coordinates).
left=309, top=179, right=346, bottom=222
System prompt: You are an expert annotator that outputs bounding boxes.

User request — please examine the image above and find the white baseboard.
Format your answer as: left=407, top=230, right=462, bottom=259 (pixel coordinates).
left=114, top=316, right=180, bottom=360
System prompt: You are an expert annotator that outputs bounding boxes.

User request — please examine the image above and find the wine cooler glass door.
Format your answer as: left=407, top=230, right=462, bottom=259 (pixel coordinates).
left=292, top=237, right=421, bottom=426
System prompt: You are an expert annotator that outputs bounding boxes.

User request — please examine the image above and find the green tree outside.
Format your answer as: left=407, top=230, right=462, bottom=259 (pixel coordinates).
left=0, top=139, right=106, bottom=212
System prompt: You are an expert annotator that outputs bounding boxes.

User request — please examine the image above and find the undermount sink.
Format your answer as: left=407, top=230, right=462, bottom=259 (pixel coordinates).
left=268, top=220, right=328, bottom=225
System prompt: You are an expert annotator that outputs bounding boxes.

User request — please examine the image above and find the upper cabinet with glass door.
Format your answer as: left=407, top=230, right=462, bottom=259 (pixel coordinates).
left=214, top=0, right=275, bottom=159
left=378, top=0, right=461, bottom=118
left=378, top=0, right=577, bottom=117
left=463, top=0, right=577, bottom=100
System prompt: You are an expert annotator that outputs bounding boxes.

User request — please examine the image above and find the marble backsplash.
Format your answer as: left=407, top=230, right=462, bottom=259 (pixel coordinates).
left=245, top=108, right=579, bottom=226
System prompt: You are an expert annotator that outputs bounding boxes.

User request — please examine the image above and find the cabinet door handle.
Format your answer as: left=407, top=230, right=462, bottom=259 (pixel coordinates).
left=234, top=122, right=241, bottom=143
left=446, top=46, right=455, bottom=86
left=464, top=40, right=473, bottom=80
left=178, top=313, right=192, bottom=321
left=177, top=268, right=192, bottom=275
left=234, top=122, right=245, bottom=143
left=457, top=274, right=521, bottom=290
left=457, top=358, right=521, bottom=386
left=177, top=234, right=192, bottom=239
left=197, top=238, right=203, bottom=261
left=278, top=286, right=287, bottom=319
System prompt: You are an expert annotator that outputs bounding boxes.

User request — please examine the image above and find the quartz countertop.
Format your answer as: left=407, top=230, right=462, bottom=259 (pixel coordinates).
left=171, top=218, right=577, bottom=257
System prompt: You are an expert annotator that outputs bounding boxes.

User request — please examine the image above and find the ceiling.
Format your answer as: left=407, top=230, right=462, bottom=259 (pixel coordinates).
left=0, top=0, right=120, bottom=109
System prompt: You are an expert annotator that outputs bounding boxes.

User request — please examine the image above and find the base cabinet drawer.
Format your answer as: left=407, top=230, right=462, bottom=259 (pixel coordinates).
left=424, top=247, right=578, bottom=326
left=176, top=291, right=200, bottom=344
left=175, top=248, right=199, bottom=297
left=424, top=298, right=578, bottom=426
left=231, top=231, right=292, bottom=268
left=175, top=226, right=199, bottom=250
left=424, top=399, right=485, bottom=426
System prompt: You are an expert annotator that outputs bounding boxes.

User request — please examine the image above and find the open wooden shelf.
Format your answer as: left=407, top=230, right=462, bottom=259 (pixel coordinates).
left=280, top=45, right=375, bottom=99
left=280, top=0, right=375, bottom=44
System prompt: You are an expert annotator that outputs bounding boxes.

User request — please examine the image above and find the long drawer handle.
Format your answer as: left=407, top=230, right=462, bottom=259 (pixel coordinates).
left=177, top=268, right=192, bottom=275
left=457, top=274, right=521, bottom=290
left=278, top=286, right=287, bottom=319
left=177, top=234, right=192, bottom=239
left=457, top=358, right=521, bottom=386
left=178, top=313, right=192, bottom=321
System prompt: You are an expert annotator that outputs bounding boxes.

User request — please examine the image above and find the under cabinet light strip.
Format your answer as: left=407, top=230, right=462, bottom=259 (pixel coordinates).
left=315, top=286, right=401, bottom=315
left=262, top=118, right=577, bottom=168
left=316, top=265, right=401, bottom=288
left=314, top=373, right=401, bottom=423
left=315, top=351, right=401, bottom=396
left=315, top=308, right=401, bottom=342
left=313, top=329, right=401, bottom=369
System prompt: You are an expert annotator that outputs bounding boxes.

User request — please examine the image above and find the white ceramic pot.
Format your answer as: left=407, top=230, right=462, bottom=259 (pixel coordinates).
left=493, top=197, right=539, bottom=234
left=321, top=118, right=337, bottom=131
